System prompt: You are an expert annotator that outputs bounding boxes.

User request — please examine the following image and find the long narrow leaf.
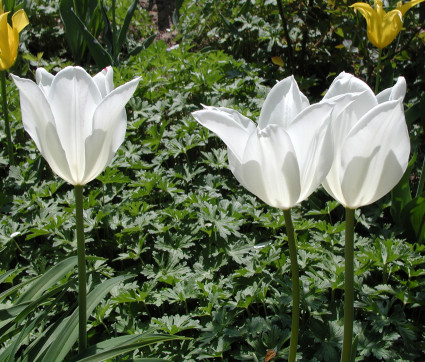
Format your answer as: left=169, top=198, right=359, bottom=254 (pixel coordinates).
left=59, top=0, right=83, bottom=63
left=116, top=0, right=138, bottom=56
left=0, top=276, right=38, bottom=303
left=4, top=283, right=71, bottom=362
left=68, top=8, right=113, bottom=68
left=128, top=34, right=157, bottom=57
left=16, top=256, right=77, bottom=303
left=99, top=0, right=113, bottom=53
left=41, top=274, right=134, bottom=362
left=0, top=269, right=18, bottom=284
left=74, top=332, right=186, bottom=362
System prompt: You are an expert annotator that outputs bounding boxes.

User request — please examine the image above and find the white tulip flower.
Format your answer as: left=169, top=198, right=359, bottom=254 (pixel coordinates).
left=322, top=72, right=410, bottom=209
left=12, top=66, right=140, bottom=185
left=192, top=76, right=335, bottom=210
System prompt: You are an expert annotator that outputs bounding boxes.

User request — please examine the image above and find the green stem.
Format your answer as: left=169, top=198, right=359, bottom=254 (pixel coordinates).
left=1, top=71, right=14, bottom=165
left=375, top=48, right=382, bottom=94
left=283, top=209, right=299, bottom=362
left=416, top=156, right=425, bottom=197
left=276, top=0, right=295, bottom=73
left=75, top=185, right=87, bottom=353
left=341, top=208, right=355, bottom=362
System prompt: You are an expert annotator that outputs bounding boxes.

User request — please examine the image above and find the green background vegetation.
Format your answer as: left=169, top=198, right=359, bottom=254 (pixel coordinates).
left=1, top=0, right=425, bottom=360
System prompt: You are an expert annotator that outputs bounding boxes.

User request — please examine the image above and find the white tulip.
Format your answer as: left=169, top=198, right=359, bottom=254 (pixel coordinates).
left=192, top=76, right=334, bottom=209
left=322, top=72, right=410, bottom=209
left=12, top=66, right=140, bottom=185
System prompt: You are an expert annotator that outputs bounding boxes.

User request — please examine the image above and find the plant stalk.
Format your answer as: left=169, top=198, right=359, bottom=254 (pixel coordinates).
left=1, top=71, right=14, bottom=165
left=75, top=185, right=87, bottom=353
left=341, top=207, right=355, bottom=362
left=283, top=208, right=299, bottom=362
left=276, top=0, right=295, bottom=73
left=375, top=48, right=382, bottom=94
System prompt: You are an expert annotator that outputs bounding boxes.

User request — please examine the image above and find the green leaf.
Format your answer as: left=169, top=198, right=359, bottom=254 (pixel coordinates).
left=59, top=0, right=84, bottom=63
left=41, top=274, right=134, bottom=362
left=116, top=0, right=138, bottom=57
left=390, top=154, right=416, bottom=226
left=68, top=7, right=113, bottom=68
left=74, top=332, right=186, bottom=362
left=16, top=256, right=77, bottom=303
left=400, top=192, right=425, bottom=243
left=128, top=33, right=157, bottom=57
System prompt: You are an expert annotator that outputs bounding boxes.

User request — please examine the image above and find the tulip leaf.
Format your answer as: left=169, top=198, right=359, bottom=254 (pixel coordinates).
left=67, top=7, right=113, bottom=68
left=41, top=274, right=134, bottom=362
left=400, top=192, right=425, bottom=243
left=59, top=0, right=84, bottom=64
left=15, top=256, right=77, bottom=303
left=390, top=154, right=416, bottom=226
left=116, top=0, right=138, bottom=57
left=128, top=33, right=157, bottom=57
left=72, top=332, right=186, bottom=362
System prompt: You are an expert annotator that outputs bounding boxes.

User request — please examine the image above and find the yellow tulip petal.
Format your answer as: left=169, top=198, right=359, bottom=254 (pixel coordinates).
left=12, top=9, right=29, bottom=33
left=0, top=14, right=18, bottom=70
left=398, top=0, right=425, bottom=16
left=377, top=10, right=403, bottom=48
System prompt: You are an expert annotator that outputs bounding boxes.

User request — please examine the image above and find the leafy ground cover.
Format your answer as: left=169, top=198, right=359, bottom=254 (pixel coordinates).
left=1, top=0, right=425, bottom=360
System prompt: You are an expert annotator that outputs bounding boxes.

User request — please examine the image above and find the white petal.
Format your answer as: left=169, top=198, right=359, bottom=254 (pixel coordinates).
left=47, top=66, right=103, bottom=183
left=376, top=76, right=406, bottom=103
left=235, top=125, right=301, bottom=209
left=323, top=72, right=375, bottom=100
left=258, top=76, right=309, bottom=129
left=93, top=66, right=114, bottom=98
left=44, top=123, right=75, bottom=184
left=81, top=77, right=140, bottom=184
left=340, top=101, right=410, bottom=208
left=11, top=75, right=54, bottom=157
left=192, top=106, right=256, bottom=160
left=286, top=103, right=334, bottom=202
left=35, top=68, right=54, bottom=95
left=11, top=74, right=74, bottom=184
left=322, top=92, right=378, bottom=206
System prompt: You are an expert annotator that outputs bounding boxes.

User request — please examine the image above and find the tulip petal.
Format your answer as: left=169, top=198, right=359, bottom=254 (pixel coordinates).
left=322, top=91, right=379, bottom=205
left=43, top=123, right=75, bottom=184
left=82, top=77, right=140, bottom=184
left=233, top=125, right=301, bottom=209
left=11, top=75, right=53, bottom=154
left=378, top=10, right=403, bottom=48
left=11, top=9, right=29, bottom=33
left=258, top=76, right=309, bottom=129
left=93, top=66, right=114, bottom=97
left=287, top=103, right=333, bottom=202
left=376, top=76, right=406, bottom=103
left=47, top=66, right=103, bottom=183
left=36, top=68, right=54, bottom=95
left=192, top=106, right=257, bottom=160
left=0, top=15, right=16, bottom=70
left=399, top=0, right=425, bottom=16
left=11, top=75, right=74, bottom=183
left=323, top=72, right=376, bottom=102
left=340, top=101, right=410, bottom=208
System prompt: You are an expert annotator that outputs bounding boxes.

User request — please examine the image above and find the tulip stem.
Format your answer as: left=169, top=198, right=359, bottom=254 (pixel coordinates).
left=75, top=185, right=87, bottom=354
left=375, top=48, right=382, bottom=94
left=276, top=0, right=295, bottom=72
left=1, top=71, right=14, bottom=165
left=283, top=208, right=299, bottom=362
left=342, top=207, right=355, bottom=362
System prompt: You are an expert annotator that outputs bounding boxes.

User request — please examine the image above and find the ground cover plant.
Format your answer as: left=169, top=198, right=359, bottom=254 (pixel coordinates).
left=1, top=0, right=425, bottom=360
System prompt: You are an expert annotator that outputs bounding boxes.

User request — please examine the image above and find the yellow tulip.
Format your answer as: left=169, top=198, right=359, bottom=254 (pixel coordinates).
left=0, top=0, right=29, bottom=70
left=351, top=0, right=425, bottom=49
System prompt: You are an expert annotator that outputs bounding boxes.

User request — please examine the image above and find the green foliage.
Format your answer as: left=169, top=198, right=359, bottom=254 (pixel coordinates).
left=1, top=0, right=425, bottom=360
left=59, top=0, right=155, bottom=68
